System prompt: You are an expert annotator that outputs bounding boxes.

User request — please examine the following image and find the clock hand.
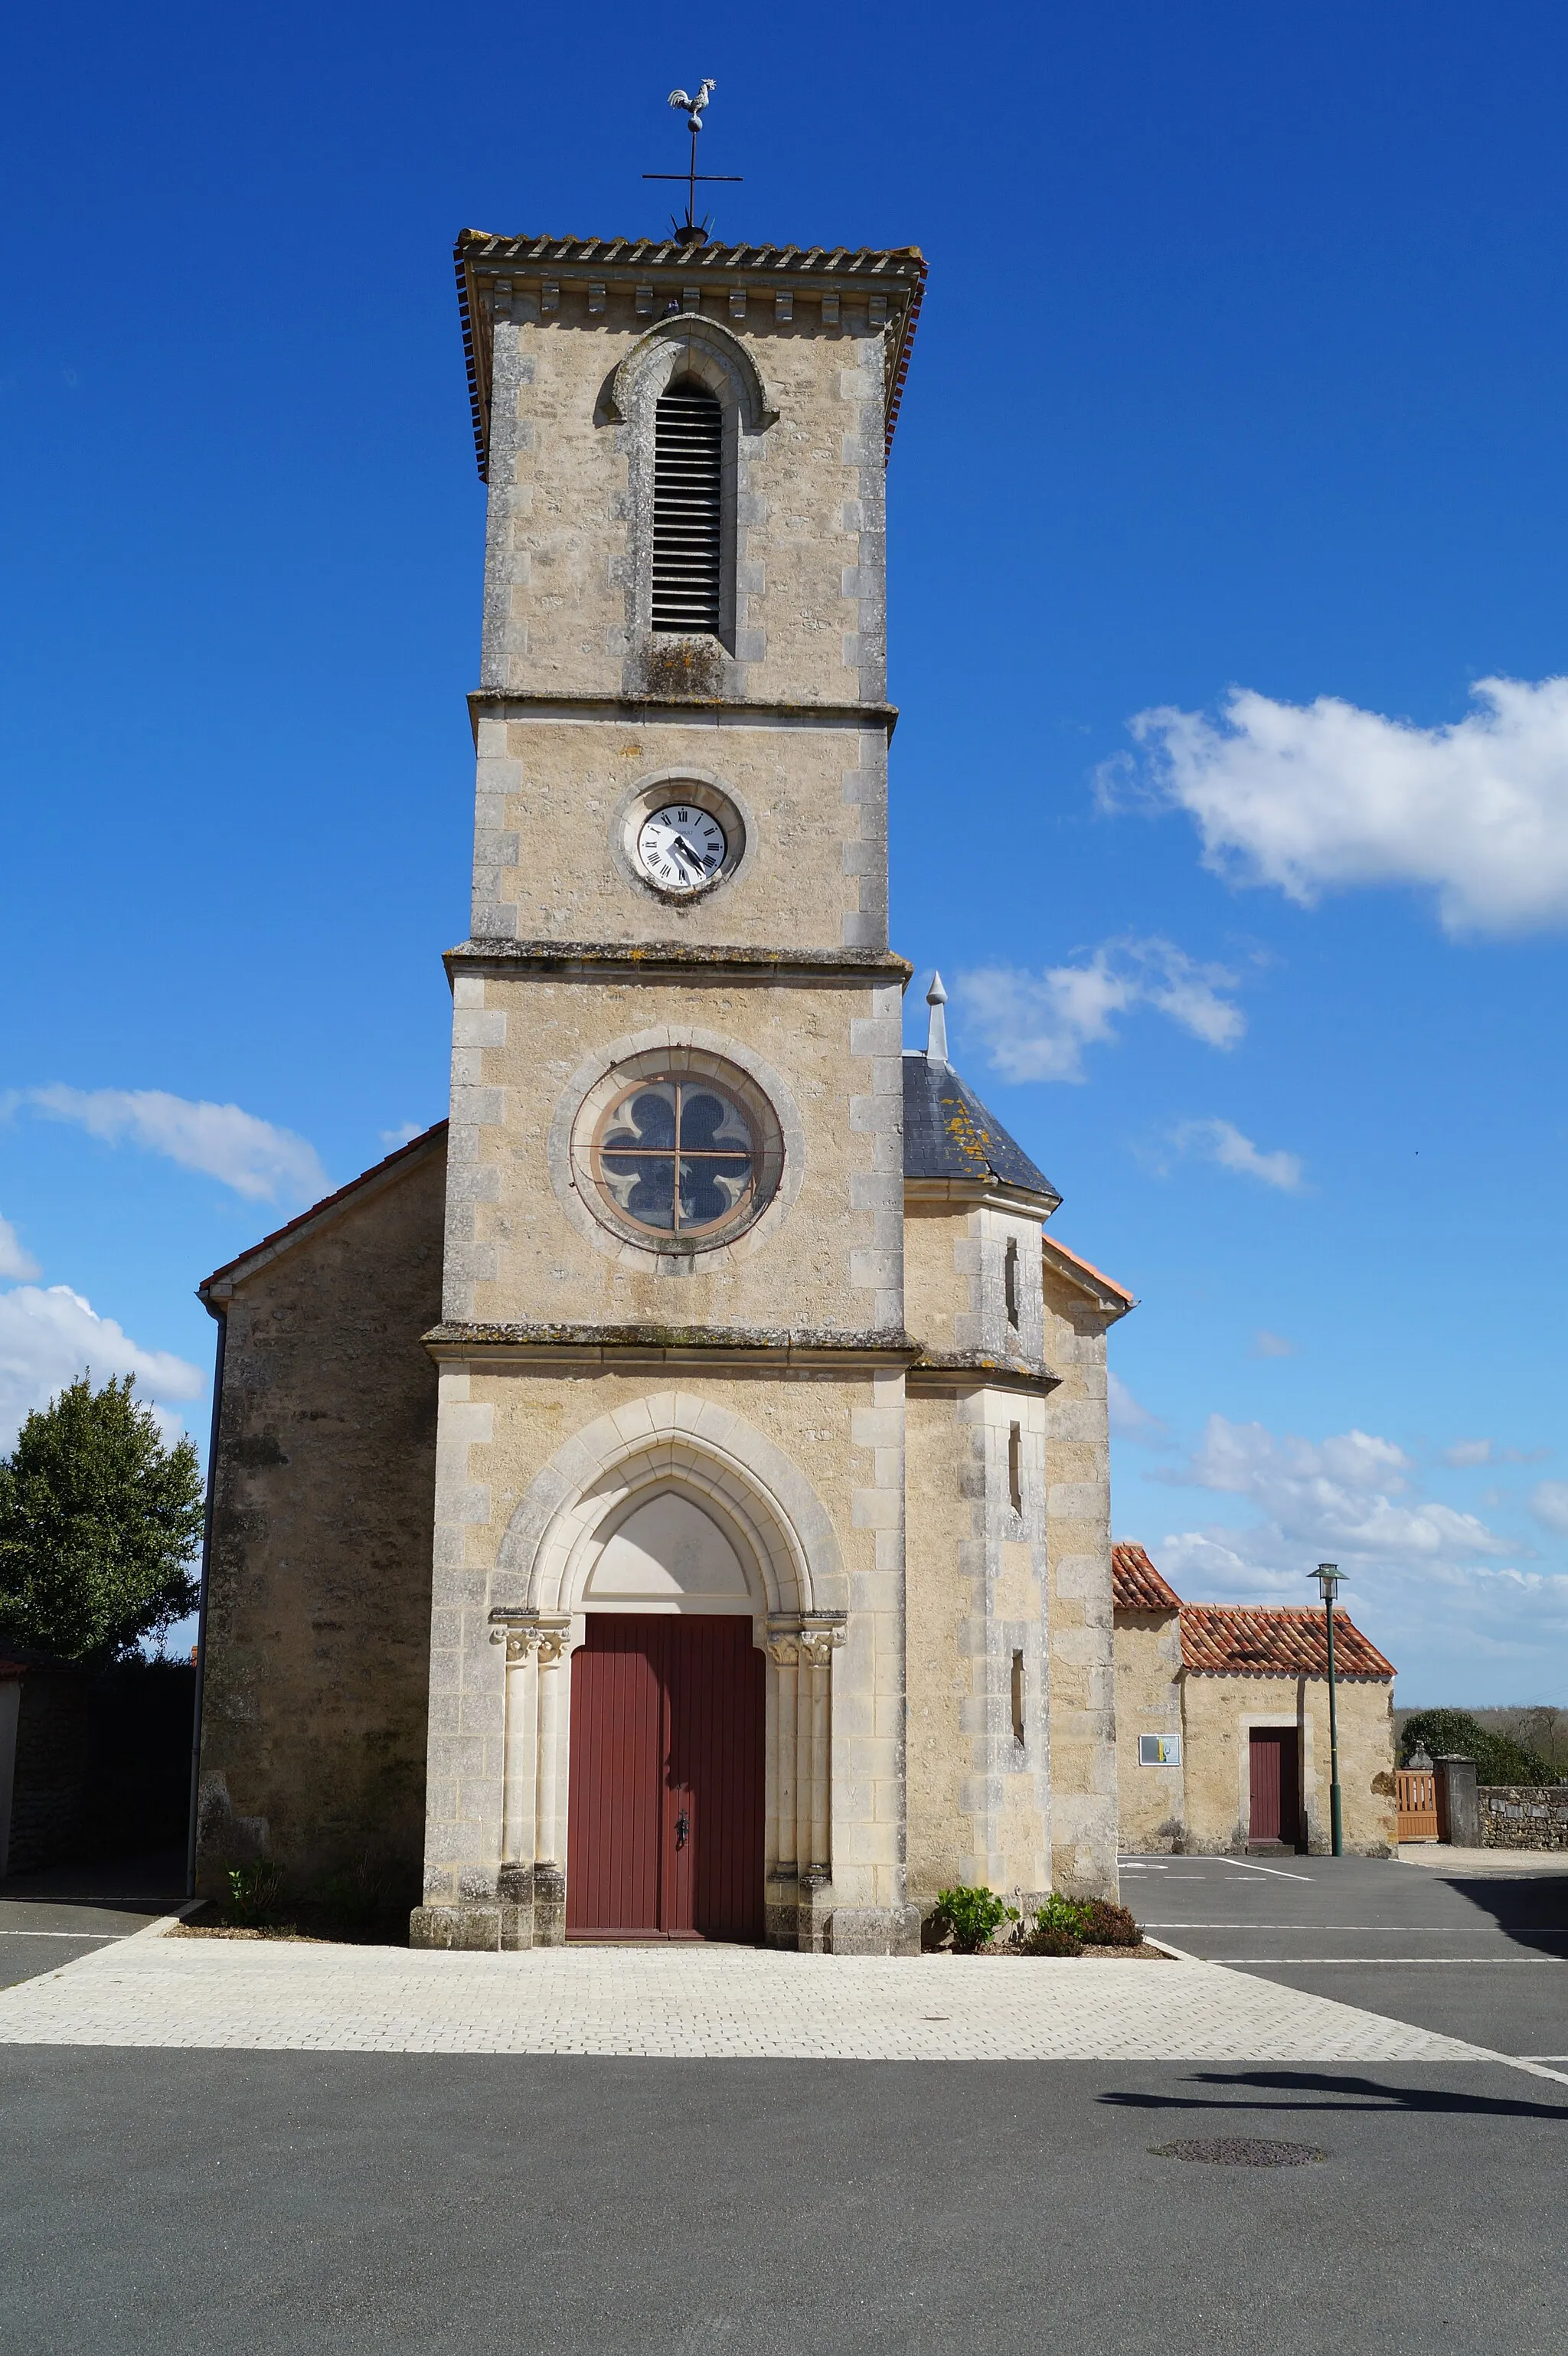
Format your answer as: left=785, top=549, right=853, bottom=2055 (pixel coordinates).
left=671, top=832, right=715, bottom=872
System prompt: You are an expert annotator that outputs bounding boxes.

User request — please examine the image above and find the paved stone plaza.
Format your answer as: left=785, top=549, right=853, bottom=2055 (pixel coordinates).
left=0, top=1912, right=1553, bottom=2067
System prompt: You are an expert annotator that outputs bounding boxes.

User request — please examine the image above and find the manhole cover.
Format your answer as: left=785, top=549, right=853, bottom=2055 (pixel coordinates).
left=1150, top=2137, right=1328, bottom=2168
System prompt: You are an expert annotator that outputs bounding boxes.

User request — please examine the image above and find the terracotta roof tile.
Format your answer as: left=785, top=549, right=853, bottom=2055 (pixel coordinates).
left=1179, top=1603, right=1394, bottom=1681
left=1112, top=1543, right=1182, bottom=1612
left=1040, top=1233, right=1137, bottom=1309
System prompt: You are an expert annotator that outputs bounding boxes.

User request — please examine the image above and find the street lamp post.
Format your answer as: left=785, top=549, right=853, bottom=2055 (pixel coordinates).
left=1312, top=1563, right=1344, bottom=1857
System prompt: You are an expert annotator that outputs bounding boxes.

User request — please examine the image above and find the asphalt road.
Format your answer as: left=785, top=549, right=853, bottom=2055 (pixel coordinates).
left=2, top=2047, right=1564, bottom=2356
left=1122, top=1851, right=1568, bottom=2057
left=0, top=1851, right=185, bottom=1992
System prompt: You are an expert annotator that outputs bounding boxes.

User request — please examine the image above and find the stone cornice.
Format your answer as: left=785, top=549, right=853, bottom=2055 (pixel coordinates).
left=466, top=688, right=898, bottom=745
left=456, top=230, right=926, bottom=477
left=443, top=940, right=913, bottom=985
left=906, top=1350, right=1061, bottom=1397
left=423, top=1322, right=919, bottom=1372
left=903, top=1177, right=1057, bottom=1220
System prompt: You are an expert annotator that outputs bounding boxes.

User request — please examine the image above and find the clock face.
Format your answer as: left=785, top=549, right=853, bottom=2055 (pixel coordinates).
left=636, top=803, right=727, bottom=893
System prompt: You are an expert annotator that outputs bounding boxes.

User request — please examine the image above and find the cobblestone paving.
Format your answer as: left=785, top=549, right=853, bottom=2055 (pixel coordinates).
left=0, top=1920, right=1508, bottom=2060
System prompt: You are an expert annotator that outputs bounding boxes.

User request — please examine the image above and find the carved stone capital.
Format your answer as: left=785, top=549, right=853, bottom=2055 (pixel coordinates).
left=766, top=1613, right=848, bottom=1668
left=489, top=1611, right=572, bottom=1664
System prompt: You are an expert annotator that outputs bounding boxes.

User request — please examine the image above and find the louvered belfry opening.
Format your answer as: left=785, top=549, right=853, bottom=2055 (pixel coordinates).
left=652, top=378, right=724, bottom=633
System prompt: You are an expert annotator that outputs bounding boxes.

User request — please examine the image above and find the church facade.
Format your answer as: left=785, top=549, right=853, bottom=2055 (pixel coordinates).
left=193, top=227, right=1134, bottom=1952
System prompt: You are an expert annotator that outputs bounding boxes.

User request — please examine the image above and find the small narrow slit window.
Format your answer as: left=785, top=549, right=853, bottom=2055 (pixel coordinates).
left=1008, top=1422, right=1023, bottom=1515
left=652, top=379, right=723, bottom=633
left=1004, top=1238, right=1019, bottom=1328
left=1011, top=1651, right=1027, bottom=1748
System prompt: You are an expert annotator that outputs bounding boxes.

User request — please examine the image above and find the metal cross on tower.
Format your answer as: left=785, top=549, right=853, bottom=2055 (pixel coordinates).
left=643, top=78, right=742, bottom=246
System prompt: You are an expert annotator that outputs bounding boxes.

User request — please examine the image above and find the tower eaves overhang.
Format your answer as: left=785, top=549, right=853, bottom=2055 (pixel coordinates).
left=455, top=229, right=928, bottom=481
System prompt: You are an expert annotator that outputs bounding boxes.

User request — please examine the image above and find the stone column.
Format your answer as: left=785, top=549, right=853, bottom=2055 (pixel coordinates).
left=1436, top=1754, right=1481, bottom=1848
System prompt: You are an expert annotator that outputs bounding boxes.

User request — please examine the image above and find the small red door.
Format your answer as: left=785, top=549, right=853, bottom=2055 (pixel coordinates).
left=567, top=1615, right=765, bottom=1940
left=1249, top=1727, right=1301, bottom=1848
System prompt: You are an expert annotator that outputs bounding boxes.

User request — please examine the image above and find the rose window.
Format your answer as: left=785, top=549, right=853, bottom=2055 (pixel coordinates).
left=593, top=1077, right=760, bottom=1238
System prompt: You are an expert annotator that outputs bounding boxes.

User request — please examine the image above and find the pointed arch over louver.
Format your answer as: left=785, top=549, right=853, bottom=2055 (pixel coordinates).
left=652, top=379, right=723, bottom=632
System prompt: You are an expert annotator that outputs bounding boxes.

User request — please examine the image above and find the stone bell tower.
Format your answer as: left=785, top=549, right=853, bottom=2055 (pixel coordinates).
left=410, top=226, right=931, bottom=1952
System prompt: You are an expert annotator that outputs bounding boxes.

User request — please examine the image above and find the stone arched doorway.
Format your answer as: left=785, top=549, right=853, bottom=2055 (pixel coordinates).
left=490, top=1397, right=849, bottom=1950
left=565, top=1492, right=766, bottom=1941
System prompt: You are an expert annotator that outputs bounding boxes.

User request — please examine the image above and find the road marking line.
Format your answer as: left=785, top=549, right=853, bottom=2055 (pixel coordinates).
left=1210, top=1858, right=1315, bottom=1881
left=0, top=1931, right=122, bottom=1943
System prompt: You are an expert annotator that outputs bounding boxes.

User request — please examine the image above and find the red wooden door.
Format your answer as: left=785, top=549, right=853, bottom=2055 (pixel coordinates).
left=1248, top=1728, right=1301, bottom=1847
left=567, top=1614, right=765, bottom=1940
left=567, top=1618, right=665, bottom=1936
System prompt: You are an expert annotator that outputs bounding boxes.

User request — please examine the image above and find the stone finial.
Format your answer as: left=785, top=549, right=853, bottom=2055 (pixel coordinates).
left=926, top=971, right=949, bottom=1066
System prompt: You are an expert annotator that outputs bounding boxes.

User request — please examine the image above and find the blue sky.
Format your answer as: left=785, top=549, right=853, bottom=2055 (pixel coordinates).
left=3, top=2, right=1566, bottom=1700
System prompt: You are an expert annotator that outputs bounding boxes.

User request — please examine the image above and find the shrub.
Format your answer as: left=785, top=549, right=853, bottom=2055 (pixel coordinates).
left=1400, top=1709, right=1556, bottom=1788
left=1034, top=1892, right=1095, bottom=1939
left=1080, top=1900, right=1142, bottom=1948
left=1027, top=1894, right=1142, bottom=1951
left=318, top=1857, right=394, bottom=1927
left=225, top=1861, right=289, bottom=1926
left=1021, top=1924, right=1083, bottom=1957
left=930, top=1885, right=1019, bottom=1954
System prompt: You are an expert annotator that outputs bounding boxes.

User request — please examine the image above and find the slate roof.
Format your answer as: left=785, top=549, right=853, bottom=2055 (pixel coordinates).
left=1112, top=1543, right=1182, bottom=1613
left=1179, top=1604, right=1395, bottom=1681
left=902, top=1054, right=1060, bottom=1204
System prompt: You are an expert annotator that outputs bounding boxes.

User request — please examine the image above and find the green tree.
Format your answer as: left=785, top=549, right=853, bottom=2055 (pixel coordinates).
left=1399, top=1707, right=1555, bottom=1787
left=0, top=1374, right=204, bottom=1662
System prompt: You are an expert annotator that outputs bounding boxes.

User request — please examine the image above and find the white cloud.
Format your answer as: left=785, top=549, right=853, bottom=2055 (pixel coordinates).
left=1109, top=675, right=1568, bottom=935
left=1154, top=1413, right=1508, bottom=1586
left=23, top=1087, right=327, bottom=1204
left=1109, top=1371, right=1168, bottom=1443
left=1163, top=1117, right=1306, bottom=1194
left=1530, top=1482, right=1568, bottom=1536
left=1442, top=1438, right=1550, bottom=1469
left=0, top=1212, right=40, bottom=1282
left=0, top=1283, right=204, bottom=1453
left=954, top=936, right=1244, bottom=1083
left=1250, top=1328, right=1297, bottom=1358
left=380, top=1121, right=426, bottom=1148
left=1142, top=1414, right=1568, bottom=1694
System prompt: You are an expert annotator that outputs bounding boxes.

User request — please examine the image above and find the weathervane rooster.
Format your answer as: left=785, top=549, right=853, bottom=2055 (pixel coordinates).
left=645, top=79, right=738, bottom=242
left=668, top=80, right=717, bottom=134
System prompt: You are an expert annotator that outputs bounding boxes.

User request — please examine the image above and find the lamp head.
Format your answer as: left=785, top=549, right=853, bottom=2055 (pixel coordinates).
left=1312, top=1562, right=1343, bottom=1603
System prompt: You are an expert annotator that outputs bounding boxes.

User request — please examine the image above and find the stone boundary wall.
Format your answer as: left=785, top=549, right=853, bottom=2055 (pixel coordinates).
left=1479, top=1783, right=1568, bottom=1850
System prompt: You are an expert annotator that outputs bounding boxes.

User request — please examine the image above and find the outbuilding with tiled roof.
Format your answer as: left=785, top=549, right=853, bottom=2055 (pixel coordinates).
left=1112, top=1545, right=1397, bottom=1858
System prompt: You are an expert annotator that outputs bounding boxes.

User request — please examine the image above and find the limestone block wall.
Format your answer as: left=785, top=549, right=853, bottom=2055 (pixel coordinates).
left=478, top=288, right=889, bottom=709
left=1181, top=1673, right=1397, bottom=1857
left=194, top=1141, right=446, bottom=1897
left=443, top=969, right=906, bottom=1336
left=1040, top=1263, right=1119, bottom=1900
left=903, top=1193, right=1053, bottom=1907
left=416, top=1363, right=913, bottom=1952
left=1113, top=1610, right=1187, bottom=1853
left=903, top=1197, right=1050, bottom=1367
left=903, top=1386, right=1049, bottom=1906
left=470, top=711, right=890, bottom=956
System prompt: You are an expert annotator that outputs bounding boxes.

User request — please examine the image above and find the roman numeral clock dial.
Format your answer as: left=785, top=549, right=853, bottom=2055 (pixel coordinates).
left=635, top=805, right=727, bottom=894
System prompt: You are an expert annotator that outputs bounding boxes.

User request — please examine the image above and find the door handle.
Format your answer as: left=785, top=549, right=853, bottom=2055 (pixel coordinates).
left=675, top=1811, right=690, bottom=1849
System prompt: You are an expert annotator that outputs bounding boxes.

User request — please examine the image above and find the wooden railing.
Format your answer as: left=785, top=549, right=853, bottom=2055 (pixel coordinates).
left=1396, top=1768, right=1439, bottom=1842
